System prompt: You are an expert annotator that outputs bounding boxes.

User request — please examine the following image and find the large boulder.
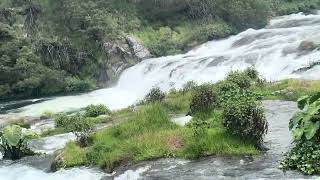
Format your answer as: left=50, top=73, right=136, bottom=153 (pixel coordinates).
left=98, top=36, right=152, bottom=87
left=126, top=35, right=152, bottom=60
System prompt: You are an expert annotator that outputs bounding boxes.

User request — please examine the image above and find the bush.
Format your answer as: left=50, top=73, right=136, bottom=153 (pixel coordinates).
left=223, top=95, right=268, bottom=146
left=189, top=84, right=217, bottom=115
left=144, top=87, right=166, bottom=104
left=84, top=104, right=111, bottom=118
left=70, top=115, right=94, bottom=147
left=280, top=141, right=320, bottom=175
left=244, top=67, right=259, bottom=80
left=54, top=113, right=72, bottom=129
left=65, top=77, right=96, bottom=93
left=226, top=70, right=252, bottom=89
left=182, top=81, right=198, bottom=94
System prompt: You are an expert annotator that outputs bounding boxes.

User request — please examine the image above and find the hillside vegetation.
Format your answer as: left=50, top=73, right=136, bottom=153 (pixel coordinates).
left=0, top=0, right=319, bottom=100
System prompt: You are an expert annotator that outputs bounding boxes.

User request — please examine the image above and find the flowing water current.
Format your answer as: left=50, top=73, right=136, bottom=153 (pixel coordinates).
left=1, top=11, right=320, bottom=179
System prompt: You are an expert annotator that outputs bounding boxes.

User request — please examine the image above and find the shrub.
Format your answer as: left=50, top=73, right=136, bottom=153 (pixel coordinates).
left=144, top=87, right=166, bottom=104
left=188, top=116, right=209, bottom=137
left=280, top=141, right=320, bottom=175
left=189, top=84, right=217, bottom=115
left=182, top=80, right=198, bottom=94
left=0, top=125, right=37, bottom=160
left=223, top=95, right=268, bottom=146
left=226, top=70, right=252, bottom=89
left=54, top=113, right=72, bottom=129
left=65, top=77, right=96, bottom=93
left=84, top=104, right=111, bottom=118
left=244, top=67, right=259, bottom=80
left=70, top=115, right=94, bottom=147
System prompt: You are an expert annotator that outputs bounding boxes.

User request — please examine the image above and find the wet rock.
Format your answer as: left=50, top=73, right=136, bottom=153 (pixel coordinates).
left=298, top=40, right=317, bottom=51
left=50, top=151, right=65, bottom=172
left=272, top=89, right=293, bottom=96
left=99, top=36, right=151, bottom=87
left=126, top=35, right=152, bottom=60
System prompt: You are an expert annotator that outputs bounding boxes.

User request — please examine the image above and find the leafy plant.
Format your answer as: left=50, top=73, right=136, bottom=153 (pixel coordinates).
left=189, top=84, right=217, bottom=115
left=143, top=87, right=166, bottom=104
left=280, top=141, right=320, bottom=175
left=54, top=113, right=72, bottom=129
left=289, top=93, right=320, bottom=142
left=281, top=93, right=320, bottom=175
left=84, top=104, right=111, bottom=118
left=223, top=93, right=268, bottom=146
left=226, top=70, right=252, bottom=90
left=244, top=67, right=259, bottom=81
left=0, top=125, right=37, bottom=160
left=70, top=114, right=94, bottom=147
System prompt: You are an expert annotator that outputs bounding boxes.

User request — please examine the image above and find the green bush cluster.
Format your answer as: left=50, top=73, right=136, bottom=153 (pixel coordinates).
left=143, top=87, right=166, bottom=104
left=84, top=104, right=111, bottom=118
left=54, top=113, right=94, bottom=147
left=222, top=93, right=268, bottom=146
left=226, top=71, right=252, bottom=90
left=189, top=84, right=217, bottom=115
left=280, top=142, right=320, bottom=175
left=182, top=81, right=198, bottom=94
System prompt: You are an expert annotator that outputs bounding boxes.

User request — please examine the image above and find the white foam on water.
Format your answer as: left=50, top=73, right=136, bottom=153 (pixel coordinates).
left=114, top=166, right=151, bottom=180
left=8, top=12, right=320, bottom=118
left=0, top=165, right=104, bottom=180
left=28, top=133, right=76, bottom=154
left=172, top=116, right=193, bottom=126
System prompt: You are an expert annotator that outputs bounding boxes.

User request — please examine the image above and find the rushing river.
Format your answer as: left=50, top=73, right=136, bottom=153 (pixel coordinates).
left=1, top=11, right=320, bottom=180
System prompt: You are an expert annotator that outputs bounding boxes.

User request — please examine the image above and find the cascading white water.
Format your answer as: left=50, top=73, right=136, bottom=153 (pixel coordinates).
left=8, top=12, right=320, bottom=117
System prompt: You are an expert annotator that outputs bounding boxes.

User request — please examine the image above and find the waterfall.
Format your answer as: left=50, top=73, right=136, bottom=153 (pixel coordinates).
left=8, top=12, right=320, bottom=117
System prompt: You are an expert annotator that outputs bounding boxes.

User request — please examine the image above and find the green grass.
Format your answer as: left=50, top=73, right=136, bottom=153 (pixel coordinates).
left=254, top=79, right=320, bottom=101
left=163, top=91, right=192, bottom=114
left=40, top=128, right=67, bottom=137
left=62, top=142, right=88, bottom=167
left=61, top=103, right=258, bottom=172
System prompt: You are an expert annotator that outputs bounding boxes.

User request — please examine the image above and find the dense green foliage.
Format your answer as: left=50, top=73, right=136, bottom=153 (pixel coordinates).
left=0, top=125, right=36, bottom=160
left=84, top=104, right=111, bottom=118
left=1, top=0, right=318, bottom=100
left=281, top=93, right=320, bottom=175
left=223, top=91, right=268, bottom=146
left=280, top=141, right=320, bottom=175
left=189, top=84, right=217, bottom=115
left=143, top=87, right=166, bottom=104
